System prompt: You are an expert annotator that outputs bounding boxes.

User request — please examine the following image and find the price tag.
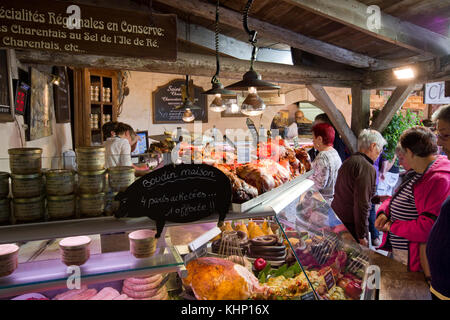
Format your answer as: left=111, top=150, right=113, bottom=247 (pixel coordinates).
left=300, top=291, right=316, bottom=300
left=324, top=269, right=336, bottom=291
left=293, top=136, right=300, bottom=149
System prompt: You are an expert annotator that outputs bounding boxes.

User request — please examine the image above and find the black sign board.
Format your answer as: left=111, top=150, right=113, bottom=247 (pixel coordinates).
left=0, top=0, right=177, bottom=61
left=53, top=66, right=71, bottom=123
left=446, top=81, right=450, bottom=98
left=152, top=79, right=207, bottom=124
left=13, top=80, right=30, bottom=116
left=0, top=49, right=14, bottom=122
left=300, top=291, right=316, bottom=300
left=114, top=164, right=232, bottom=238
left=324, top=269, right=336, bottom=291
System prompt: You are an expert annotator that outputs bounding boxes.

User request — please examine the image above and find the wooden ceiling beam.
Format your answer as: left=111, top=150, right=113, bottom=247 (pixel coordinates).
left=283, top=0, right=450, bottom=57
left=153, top=0, right=385, bottom=69
left=14, top=50, right=362, bottom=87
left=306, top=84, right=358, bottom=152
left=370, top=84, right=417, bottom=132
left=364, top=55, right=450, bottom=89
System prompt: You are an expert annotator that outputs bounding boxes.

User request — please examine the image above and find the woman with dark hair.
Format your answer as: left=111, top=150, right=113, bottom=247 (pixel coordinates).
left=376, top=126, right=450, bottom=278
left=310, top=123, right=342, bottom=205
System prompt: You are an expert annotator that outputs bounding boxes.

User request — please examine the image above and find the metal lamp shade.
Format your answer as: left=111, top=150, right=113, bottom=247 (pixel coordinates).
left=209, top=94, right=227, bottom=112
left=182, top=108, right=195, bottom=122
left=202, top=82, right=236, bottom=95
left=225, top=69, right=280, bottom=91
left=241, top=92, right=266, bottom=116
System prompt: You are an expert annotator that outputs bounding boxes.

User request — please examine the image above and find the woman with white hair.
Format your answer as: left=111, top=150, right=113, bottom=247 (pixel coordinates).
left=331, top=129, right=387, bottom=246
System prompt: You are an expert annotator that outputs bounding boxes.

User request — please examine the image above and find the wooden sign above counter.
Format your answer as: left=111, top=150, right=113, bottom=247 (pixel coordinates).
left=0, top=0, right=177, bottom=60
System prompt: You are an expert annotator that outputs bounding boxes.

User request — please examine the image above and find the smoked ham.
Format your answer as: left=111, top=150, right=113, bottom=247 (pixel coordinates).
left=214, top=164, right=258, bottom=203
left=183, top=257, right=266, bottom=300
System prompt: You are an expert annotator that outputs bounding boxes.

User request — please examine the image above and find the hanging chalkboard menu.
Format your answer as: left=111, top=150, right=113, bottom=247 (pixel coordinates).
left=53, top=66, right=71, bottom=123
left=114, top=164, right=232, bottom=238
left=152, top=79, right=208, bottom=124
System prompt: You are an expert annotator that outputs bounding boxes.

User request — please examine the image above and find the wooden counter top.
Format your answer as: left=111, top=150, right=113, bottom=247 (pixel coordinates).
left=368, top=251, right=431, bottom=300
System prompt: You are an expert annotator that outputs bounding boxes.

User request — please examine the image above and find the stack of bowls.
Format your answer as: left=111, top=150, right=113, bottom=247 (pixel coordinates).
left=45, top=169, right=76, bottom=220
left=75, top=147, right=106, bottom=217
left=0, top=172, right=10, bottom=225
left=8, top=148, right=45, bottom=223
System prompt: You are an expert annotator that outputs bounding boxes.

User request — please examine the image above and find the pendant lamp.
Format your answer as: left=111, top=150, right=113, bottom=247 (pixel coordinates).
left=176, top=75, right=201, bottom=122
left=202, top=0, right=236, bottom=112
left=225, top=0, right=280, bottom=116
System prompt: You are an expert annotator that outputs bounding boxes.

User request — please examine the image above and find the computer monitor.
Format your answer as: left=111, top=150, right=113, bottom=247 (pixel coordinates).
left=131, top=130, right=149, bottom=157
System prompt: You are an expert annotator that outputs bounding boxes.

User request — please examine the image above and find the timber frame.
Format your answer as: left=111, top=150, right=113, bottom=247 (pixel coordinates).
left=6, top=0, right=450, bottom=148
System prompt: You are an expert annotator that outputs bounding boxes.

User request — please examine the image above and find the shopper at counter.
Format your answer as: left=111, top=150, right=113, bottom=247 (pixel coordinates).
left=308, top=113, right=351, bottom=163
left=331, top=129, right=386, bottom=246
left=310, top=123, right=342, bottom=205
left=104, top=122, right=134, bottom=168
left=427, top=104, right=450, bottom=300
left=376, top=126, right=450, bottom=277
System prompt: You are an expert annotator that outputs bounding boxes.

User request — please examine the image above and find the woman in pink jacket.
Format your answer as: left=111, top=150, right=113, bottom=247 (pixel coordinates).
left=375, top=126, right=450, bottom=276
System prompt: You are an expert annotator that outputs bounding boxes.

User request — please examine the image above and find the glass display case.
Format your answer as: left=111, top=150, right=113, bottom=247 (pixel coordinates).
left=0, top=152, right=375, bottom=300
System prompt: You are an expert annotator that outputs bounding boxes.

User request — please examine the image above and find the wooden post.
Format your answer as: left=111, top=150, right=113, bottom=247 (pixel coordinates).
left=351, top=85, right=371, bottom=137
left=306, top=84, right=357, bottom=153
left=370, top=84, right=417, bottom=133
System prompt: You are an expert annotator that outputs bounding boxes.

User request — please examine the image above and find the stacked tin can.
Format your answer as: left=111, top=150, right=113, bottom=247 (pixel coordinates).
left=75, top=146, right=106, bottom=217
left=8, top=148, right=45, bottom=223
left=105, top=166, right=136, bottom=216
left=0, top=172, right=10, bottom=225
left=90, top=85, right=100, bottom=102
left=102, top=87, right=111, bottom=102
left=45, top=169, right=76, bottom=220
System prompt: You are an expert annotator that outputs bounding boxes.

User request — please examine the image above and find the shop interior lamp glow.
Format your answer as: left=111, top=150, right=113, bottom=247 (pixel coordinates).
left=202, top=0, right=236, bottom=112
left=224, top=0, right=279, bottom=116
left=393, top=67, right=415, bottom=80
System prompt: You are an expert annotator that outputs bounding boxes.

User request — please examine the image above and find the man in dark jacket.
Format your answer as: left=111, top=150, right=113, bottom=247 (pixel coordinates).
left=331, top=129, right=386, bottom=246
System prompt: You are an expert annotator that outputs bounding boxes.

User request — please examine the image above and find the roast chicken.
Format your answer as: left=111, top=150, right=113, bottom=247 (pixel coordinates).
left=183, top=257, right=266, bottom=300
left=214, top=164, right=259, bottom=203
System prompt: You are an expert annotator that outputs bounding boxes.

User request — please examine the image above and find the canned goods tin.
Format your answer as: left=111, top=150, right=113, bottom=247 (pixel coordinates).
left=78, top=169, right=106, bottom=194
left=0, top=172, right=10, bottom=198
left=8, top=148, right=42, bottom=174
left=13, top=196, right=45, bottom=222
left=76, top=146, right=105, bottom=171
left=59, top=236, right=91, bottom=266
left=47, top=194, right=75, bottom=220
left=108, top=166, right=135, bottom=192
left=11, top=173, right=44, bottom=198
left=45, top=170, right=75, bottom=196
left=0, top=198, right=10, bottom=224
left=79, top=193, right=105, bottom=217
left=0, top=244, right=19, bottom=277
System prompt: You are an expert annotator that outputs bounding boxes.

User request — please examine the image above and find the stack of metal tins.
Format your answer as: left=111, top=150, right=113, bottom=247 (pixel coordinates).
left=0, top=172, right=10, bottom=225
left=105, top=166, right=135, bottom=216
left=75, top=146, right=106, bottom=217
left=8, top=148, right=45, bottom=223
left=45, top=169, right=76, bottom=220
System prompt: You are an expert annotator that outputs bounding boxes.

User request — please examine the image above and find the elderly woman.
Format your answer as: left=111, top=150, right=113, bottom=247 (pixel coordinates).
left=310, top=123, right=342, bottom=205
left=376, top=126, right=450, bottom=277
left=331, top=129, right=386, bottom=246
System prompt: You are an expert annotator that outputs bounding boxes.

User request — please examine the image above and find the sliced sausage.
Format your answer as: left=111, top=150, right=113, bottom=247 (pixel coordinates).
left=68, top=288, right=98, bottom=300
left=54, top=286, right=88, bottom=300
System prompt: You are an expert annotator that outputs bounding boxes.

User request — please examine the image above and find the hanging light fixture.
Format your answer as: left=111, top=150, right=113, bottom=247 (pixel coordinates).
left=202, top=0, right=236, bottom=112
left=225, top=0, right=280, bottom=117
left=175, top=75, right=201, bottom=122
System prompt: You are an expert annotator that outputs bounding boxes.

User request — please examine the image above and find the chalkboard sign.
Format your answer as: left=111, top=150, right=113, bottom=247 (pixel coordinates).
left=53, top=66, right=71, bottom=123
left=300, top=291, right=316, bottom=300
left=152, top=79, right=207, bottom=124
left=114, top=164, right=232, bottom=238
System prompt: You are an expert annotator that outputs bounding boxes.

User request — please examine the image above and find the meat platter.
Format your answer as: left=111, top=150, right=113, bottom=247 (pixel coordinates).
left=230, top=170, right=313, bottom=213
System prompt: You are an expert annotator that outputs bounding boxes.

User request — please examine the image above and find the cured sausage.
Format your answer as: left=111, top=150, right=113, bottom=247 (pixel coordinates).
left=124, top=274, right=162, bottom=285
left=122, top=285, right=161, bottom=299
left=68, top=288, right=98, bottom=300
left=53, top=286, right=88, bottom=300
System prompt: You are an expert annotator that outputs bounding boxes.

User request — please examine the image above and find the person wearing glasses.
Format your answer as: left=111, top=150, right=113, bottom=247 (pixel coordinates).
left=331, top=129, right=387, bottom=246
left=375, top=126, right=450, bottom=289
left=426, top=105, right=450, bottom=300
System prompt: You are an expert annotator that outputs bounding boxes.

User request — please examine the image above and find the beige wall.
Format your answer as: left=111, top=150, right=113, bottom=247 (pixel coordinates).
left=0, top=62, right=73, bottom=172
left=118, top=71, right=353, bottom=140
